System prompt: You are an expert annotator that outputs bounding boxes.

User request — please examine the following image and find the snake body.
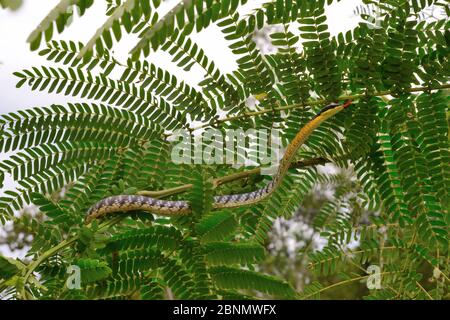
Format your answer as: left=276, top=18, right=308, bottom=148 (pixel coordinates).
left=86, top=101, right=351, bottom=222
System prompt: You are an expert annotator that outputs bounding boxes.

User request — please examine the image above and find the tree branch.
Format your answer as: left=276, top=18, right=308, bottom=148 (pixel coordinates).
left=137, top=157, right=330, bottom=198
left=20, top=216, right=124, bottom=300
left=190, top=83, right=450, bottom=132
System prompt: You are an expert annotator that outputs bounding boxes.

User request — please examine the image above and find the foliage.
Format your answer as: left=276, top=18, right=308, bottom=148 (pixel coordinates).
left=0, top=0, right=449, bottom=300
left=0, top=0, right=22, bottom=11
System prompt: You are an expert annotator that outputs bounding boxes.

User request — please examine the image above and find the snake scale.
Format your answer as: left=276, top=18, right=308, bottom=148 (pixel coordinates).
left=86, top=101, right=352, bottom=222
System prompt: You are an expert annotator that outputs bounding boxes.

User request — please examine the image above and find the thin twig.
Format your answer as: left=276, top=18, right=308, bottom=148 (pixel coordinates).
left=20, top=216, right=124, bottom=299
left=300, top=272, right=394, bottom=299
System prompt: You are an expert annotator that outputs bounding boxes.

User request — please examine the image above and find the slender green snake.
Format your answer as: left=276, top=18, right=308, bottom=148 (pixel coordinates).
left=86, top=101, right=352, bottom=222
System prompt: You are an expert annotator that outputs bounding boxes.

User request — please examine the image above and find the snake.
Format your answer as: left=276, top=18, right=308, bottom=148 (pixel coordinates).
left=86, top=100, right=352, bottom=222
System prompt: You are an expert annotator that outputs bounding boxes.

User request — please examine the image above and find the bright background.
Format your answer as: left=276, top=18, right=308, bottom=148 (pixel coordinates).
left=0, top=0, right=364, bottom=257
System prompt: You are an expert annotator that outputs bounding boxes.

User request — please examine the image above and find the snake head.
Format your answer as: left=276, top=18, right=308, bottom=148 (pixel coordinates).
left=315, top=100, right=352, bottom=120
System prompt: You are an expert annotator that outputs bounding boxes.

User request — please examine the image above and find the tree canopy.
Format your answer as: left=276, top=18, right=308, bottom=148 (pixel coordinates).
left=0, top=0, right=449, bottom=300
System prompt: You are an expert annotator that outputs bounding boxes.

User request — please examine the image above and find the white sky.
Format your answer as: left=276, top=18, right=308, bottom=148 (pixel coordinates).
left=0, top=0, right=363, bottom=258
